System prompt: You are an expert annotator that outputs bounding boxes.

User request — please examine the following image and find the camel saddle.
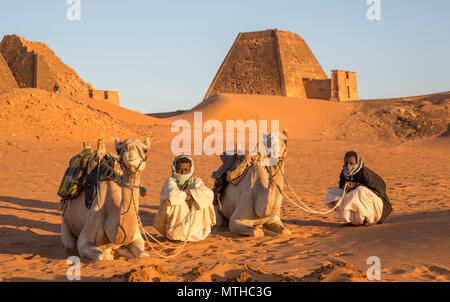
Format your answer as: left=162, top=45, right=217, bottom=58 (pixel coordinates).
left=211, top=152, right=259, bottom=205
left=57, top=147, right=95, bottom=201
left=57, top=148, right=122, bottom=209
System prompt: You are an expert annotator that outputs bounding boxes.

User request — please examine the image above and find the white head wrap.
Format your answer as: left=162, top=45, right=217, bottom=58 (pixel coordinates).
left=171, top=156, right=194, bottom=189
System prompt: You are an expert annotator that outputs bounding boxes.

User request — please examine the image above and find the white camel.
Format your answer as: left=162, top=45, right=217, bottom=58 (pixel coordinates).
left=61, top=137, right=150, bottom=260
left=214, top=129, right=291, bottom=237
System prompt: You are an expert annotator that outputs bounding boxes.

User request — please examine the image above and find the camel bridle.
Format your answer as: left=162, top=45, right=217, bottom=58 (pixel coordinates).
left=117, top=142, right=148, bottom=175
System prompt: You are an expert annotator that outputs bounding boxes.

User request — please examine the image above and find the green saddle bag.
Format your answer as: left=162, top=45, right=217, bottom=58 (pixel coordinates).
left=57, top=147, right=95, bottom=200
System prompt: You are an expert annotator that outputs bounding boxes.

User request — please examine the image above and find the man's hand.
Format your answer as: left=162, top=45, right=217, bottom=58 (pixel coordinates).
left=346, top=182, right=356, bottom=190
left=184, top=190, right=192, bottom=201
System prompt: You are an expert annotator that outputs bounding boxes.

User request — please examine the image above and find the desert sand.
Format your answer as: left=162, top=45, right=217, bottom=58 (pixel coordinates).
left=0, top=88, right=449, bottom=282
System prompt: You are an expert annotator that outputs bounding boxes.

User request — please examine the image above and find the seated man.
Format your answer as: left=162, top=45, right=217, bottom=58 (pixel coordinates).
left=153, top=156, right=216, bottom=242
left=324, top=151, right=392, bottom=225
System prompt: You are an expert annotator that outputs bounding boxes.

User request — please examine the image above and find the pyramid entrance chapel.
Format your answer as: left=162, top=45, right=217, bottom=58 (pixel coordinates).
left=204, top=29, right=358, bottom=102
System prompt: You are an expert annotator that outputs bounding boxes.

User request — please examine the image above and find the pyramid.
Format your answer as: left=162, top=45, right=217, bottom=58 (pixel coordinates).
left=0, top=35, right=91, bottom=97
left=204, top=29, right=328, bottom=100
left=0, top=52, right=18, bottom=91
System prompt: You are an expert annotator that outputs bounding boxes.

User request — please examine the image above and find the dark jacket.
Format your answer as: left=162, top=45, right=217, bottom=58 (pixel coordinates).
left=339, top=166, right=392, bottom=224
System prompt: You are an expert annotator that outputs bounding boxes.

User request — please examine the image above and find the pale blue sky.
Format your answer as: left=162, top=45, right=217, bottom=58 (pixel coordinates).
left=1, top=0, right=449, bottom=113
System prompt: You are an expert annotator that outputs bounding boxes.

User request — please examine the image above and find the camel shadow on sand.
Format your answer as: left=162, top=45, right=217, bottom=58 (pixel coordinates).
left=0, top=226, right=65, bottom=259
left=0, top=195, right=66, bottom=259
left=0, top=195, right=60, bottom=211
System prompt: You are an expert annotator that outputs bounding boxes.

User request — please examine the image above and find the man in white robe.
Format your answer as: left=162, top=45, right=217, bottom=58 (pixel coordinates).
left=153, top=156, right=216, bottom=242
left=324, top=151, right=392, bottom=225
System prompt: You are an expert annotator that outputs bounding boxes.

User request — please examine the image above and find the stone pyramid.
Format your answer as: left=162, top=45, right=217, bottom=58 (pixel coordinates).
left=204, top=29, right=328, bottom=100
left=0, top=35, right=91, bottom=97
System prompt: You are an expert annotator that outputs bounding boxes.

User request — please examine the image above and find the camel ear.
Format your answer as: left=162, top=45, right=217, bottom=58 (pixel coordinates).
left=114, top=138, right=122, bottom=154
left=145, top=137, right=150, bottom=150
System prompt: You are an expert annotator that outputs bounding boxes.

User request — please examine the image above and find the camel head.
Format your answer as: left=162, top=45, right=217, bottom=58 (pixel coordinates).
left=261, top=128, right=288, bottom=164
left=114, top=137, right=150, bottom=174
left=278, top=128, right=288, bottom=159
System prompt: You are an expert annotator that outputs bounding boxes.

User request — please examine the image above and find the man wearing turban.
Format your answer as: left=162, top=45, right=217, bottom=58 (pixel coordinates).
left=153, top=156, right=216, bottom=241
left=324, top=151, right=392, bottom=225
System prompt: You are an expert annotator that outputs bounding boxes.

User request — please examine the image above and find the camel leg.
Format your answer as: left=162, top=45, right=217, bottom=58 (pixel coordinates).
left=127, top=229, right=150, bottom=258
left=214, top=204, right=229, bottom=228
left=77, top=231, right=113, bottom=261
left=61, top=221, right=79, bottom=256
left=264, top=215, right=291, bottom=235
left=115, top=246, right=135, bottom=259
left=229, top=214, right=264, bottom=237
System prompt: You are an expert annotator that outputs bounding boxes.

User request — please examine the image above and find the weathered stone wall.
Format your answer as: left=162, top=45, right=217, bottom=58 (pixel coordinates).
left=35, top=54, right=58, bottom=92
left=303, top=78, right=331, bottom=100
left=89, top=89, right=120, bottom=105
left=0, top=35, right=36, bottom=88
left=105, top=91, right=120, bottom=105
left=0, top=35, right=91, bottom=97
left=0, top=53, right=18, bottom=91
left=276, top=31, right=328, bottom=98
left=90, top=89, right=105, bottom=100
left=204, top=30, right=284, bottom=100
left=331, top=70, right=358, bottom=101
left=347, top=71, right=358, bottom=101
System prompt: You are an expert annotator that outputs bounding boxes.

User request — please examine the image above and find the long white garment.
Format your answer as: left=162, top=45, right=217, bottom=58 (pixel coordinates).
left=324, top=186, right=383, bottom=225
left=153, top=176, right=216, bottom=241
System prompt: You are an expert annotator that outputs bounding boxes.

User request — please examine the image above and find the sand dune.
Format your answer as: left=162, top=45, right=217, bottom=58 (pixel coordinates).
left=0, top=90, right=448, bottom=282
left=163, top=92, right=449, bottom=144
left=167, top=93, right=354, bottom=140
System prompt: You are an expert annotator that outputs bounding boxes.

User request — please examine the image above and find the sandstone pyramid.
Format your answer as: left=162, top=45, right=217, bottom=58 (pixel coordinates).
left=0, top=35, right=91, bottom=97
left=0, top=53, right=18, bottom=91
left=204, top=29, right=328, bottom=100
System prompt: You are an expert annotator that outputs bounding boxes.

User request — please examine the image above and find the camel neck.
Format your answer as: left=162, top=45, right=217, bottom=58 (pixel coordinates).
left=121, top=172, right=141, bottom=187
left=266, top=160, right=284, bottom=179
left=110, top=172, right=141, bottom=246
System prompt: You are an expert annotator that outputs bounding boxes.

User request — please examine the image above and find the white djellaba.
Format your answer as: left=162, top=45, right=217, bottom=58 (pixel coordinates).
left=153, top=156, right=216, bottom=242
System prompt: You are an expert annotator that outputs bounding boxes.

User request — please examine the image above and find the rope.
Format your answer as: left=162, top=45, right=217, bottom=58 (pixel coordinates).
left=98, top=144, right=194, bottom=259
left=256, top=147, right=348, bottom=215
left=122, top=153, right=195, bottom=258
left=278, top=168, right=348, bottom=215
left=131, top=192, right=195, bottom=259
